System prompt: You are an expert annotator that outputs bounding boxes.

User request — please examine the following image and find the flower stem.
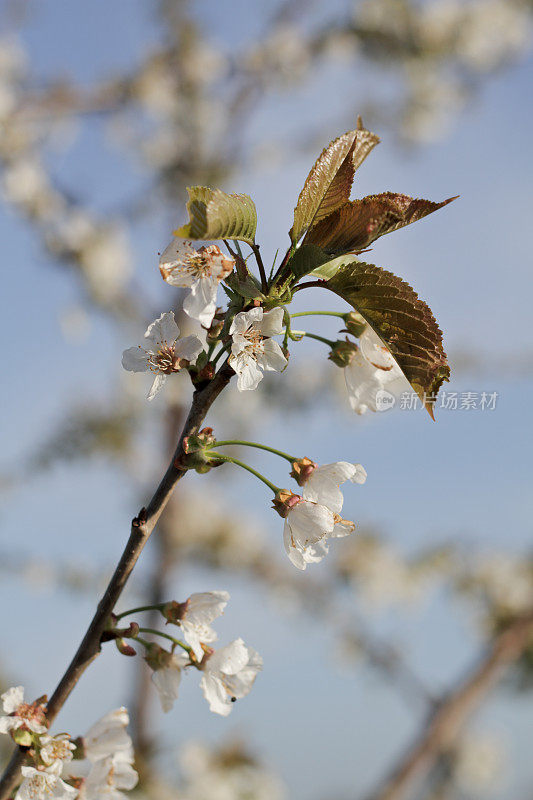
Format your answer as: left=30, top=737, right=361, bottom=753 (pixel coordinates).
left=250, top=243, right=268, bottom=295
left=211, top=342, right=231, bottom=368
left=290, top=311, right=346, bottom=319
left=208, top=440, right=297, bottom=462
left=137, top=627, right=191, bottom=653
left=292, top=280, right=327, bottom=292
left=291, top=330, right=335, bottom=347
left=208, top=452, right=281, bottom=494
left=115, top=604, right=164, bottom=622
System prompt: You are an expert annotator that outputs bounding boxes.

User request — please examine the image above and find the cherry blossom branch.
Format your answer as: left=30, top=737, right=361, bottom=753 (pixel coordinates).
left=366, top=610, right=533, bottom=800
left=0, top=363, right=234, bottom=800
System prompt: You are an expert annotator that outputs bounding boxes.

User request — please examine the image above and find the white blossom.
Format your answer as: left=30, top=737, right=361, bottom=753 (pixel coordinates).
left=229, top=307, right=287, bottom=391
left=200, top=638, right=262, bottom=716
left=83, top=752, right=138, bottom=800
left=122, top=311, right=203, bottom=400
left=15, top=767, right=77, bottom=800
left=179, top=591, right=230, bottom=661
left=39, top=734, right=76, bottom=775
left=83, top=708, right=133, bottom=763
left=301, top=462, right=367, bottom=515
left=282, top=497, right=355, bottom=571
left=345, top=327, right=410, bottom=414
left=0, top=686, right=47, bottom=736
left=159, top=240, right=234, bottom=328
left=178, top=741, right=287, bottom=800
left=452, top=732, right=506, bottom=793
left=151, top=650, right=190, bottom=713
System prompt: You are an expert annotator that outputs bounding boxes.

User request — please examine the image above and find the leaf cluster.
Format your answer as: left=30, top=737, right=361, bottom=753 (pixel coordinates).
left=172, top=117, right=455, bottom=415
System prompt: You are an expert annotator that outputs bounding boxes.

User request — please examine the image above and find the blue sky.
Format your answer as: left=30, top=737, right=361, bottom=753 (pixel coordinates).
left=1, top=2, right=533, bottom=798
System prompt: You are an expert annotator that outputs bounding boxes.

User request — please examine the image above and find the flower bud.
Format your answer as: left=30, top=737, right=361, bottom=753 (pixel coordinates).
left=343, top=312, right=366, bottom=338
left=12, top=728, right=33, bottom=747
left=272, top=489, right=301, bottom=518
left=162, top=599, right=189, bottom=624
left=116, top=638, right=137, bottom=657
left=206, top=314, right=225, bottom=342
left=144, top=643, right=173, bottom=672
left=290, top=457, right=317, bottom=486
left=192, top=363, right=215, bottom=385
left=182, top=427, right=216, bottom=453
left=328, top=339, right=358, bottom=368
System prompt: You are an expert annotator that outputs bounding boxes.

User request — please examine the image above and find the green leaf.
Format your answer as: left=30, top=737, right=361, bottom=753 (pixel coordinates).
left=325, top=261, right=450, bottom=416
left=226, top=272, right=265, bottom=300
left=13, top=729, right=33, bottom=747
left=286, top=244, right=330, bottom=280
left=310, top=253, right=360, bottom=280
left=290, top=118, right=380, bottom=246
left=304, top=192, right=457, bottom=256
left=175, top=186, right=257, bottom=245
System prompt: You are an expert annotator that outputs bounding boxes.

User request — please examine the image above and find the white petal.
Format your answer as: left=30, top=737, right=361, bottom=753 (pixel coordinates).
left=283, top=524, right=307, bottom=570
left=220, top=649, right=261, bottom=699
left=209, top=639, right=249, bottom=675
left=302, top=462, right=363, bottom=514
left=181, top=621, right=217, bottom=662
left=16, top=769, right=78, bottom=800
left=85, top=754, right=138, bottom=798
left=344, top=351, right=384, bottom=413
left=83, top=708, right=131, bottom=762
left=183, top=277, right=218, bottom=328
left=287, top=501, right=334, bottom=547
left=152, top=666, right=181, bottom=713
left=360, top=327, right=396, bottom=370
left=0, top=717, right=18, bottom=733
left=256, top=338, right=287, bottom=372
left=147, top=373, right=167, bottom=401
left=184, top=592, right=230, bottom=626
left=1, top=686, right=23, bottom=714
left=332, top=520, right=356, bottom=537
left=159, top=238, right=196, bottom=275
left=229, top=307, right=262, bottom=335
left=352, top=464, right=367, bottom=484
left=174, top=334, right=204, bottom=362
left=230, top=353, right=264, bottom=391
left=302, top=476, right=344, bottom=515
left=283, top=525, right=329, bottom=570
left=144, top=312, right=180, bottom=349
left=258, top=307, right=284, bottom=337
left=199, top=674, right=232, bottom=716
left=121, top=346, right=149, bottom=373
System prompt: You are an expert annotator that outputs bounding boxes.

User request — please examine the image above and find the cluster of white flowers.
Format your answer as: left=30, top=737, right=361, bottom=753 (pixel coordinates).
left=0, top=689, right=138, bottom=800
left=124, top=240, right=290, bottom=398
left=243, top=26, right=311, bottom=87
left=466, top=556, right=533, bottom=619
left=178, top=740, right=287, bottom=800
left=275, top=460, right=367, bottom=570
left=144, top=591, right=262, bottom=717
left=337, top=536, right=429, bottom=610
